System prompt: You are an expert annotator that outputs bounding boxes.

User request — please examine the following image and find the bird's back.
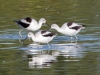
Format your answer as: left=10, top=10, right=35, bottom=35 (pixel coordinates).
left=35, top=30, right=56, bottom=43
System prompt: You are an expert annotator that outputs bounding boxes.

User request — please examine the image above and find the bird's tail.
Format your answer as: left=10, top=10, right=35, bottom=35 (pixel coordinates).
left=82, top=25, right=86, bottom=29
left=14, top=20, right=19, bottom=23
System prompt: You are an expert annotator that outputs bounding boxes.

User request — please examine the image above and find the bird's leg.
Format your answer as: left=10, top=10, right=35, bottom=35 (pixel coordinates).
left=19, top=29, right=24, bottom=43
left=70, top=36, right=73, bottom=43
left=19, top=29, right=23, bottom=38
left=47, top=43, right=50, bottom=49
left=74, top=34, right=78, bottom=44
left=47, top=43, right=50, bottom=53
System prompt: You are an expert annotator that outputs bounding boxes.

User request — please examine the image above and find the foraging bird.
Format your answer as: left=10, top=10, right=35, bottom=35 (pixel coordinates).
left=27, top=30, right=57, bottom=48
left=14, top=17, right=49, bottom=42
left=50, top=22, right=86, bottom=43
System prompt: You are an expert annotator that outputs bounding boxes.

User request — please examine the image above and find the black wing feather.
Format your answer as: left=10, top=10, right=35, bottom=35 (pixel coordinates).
left=70, top=26, right=81, bottom=30
left=14, top=20, right=30, bottom=28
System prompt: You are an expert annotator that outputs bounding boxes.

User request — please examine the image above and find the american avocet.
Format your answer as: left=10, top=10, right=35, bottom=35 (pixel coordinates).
left=50, top=22, right=86, bottom=43
left=27, top=30, right=57, bottom=48
left=14, top=17, right=49, bottom=42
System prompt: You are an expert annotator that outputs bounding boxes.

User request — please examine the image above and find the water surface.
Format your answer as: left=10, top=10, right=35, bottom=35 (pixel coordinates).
left=0, top=0, right=100, bottom=75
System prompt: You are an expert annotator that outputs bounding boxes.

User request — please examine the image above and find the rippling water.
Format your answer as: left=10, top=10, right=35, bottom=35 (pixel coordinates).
left=0, top=0, right=100, bottom=75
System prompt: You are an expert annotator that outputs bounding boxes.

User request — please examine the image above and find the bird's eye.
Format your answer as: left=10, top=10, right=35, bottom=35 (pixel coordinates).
left=43, top=20, right=46, bottom=21
left=29, top=33, right=31, bottom=35
left=52, top=25, right=55, bottom=27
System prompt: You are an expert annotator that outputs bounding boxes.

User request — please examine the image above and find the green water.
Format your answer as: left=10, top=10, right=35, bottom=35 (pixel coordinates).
left=0, top=0, right=100, bottom=75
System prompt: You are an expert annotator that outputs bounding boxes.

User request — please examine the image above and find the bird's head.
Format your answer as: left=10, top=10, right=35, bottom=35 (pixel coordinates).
left=40, top=18, right=46, bottom=23
left=51, top=24, right=59, bottom=29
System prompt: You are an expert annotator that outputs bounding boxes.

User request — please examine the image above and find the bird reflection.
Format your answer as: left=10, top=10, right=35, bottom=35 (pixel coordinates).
left=20, top=43, right=85, bottom=68
left=59, top=44, right=85, bottom=61
left=22, top=49, right=58, bottom=68
left=29, top=53, right=57, bottom=68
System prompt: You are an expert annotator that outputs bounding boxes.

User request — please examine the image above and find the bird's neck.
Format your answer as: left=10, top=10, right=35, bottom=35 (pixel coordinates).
left=38, top=21, right=43, bottom=28
left=54, top=26, right=63, bottom=33
left=30, top=34, right=36, bottom=41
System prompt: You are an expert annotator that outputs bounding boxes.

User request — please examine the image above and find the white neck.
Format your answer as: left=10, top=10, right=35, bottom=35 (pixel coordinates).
left=38, top=20, right=43, bottom=28
left=30, top=34, right=36, bottom=41
left=54, top=26, right=63, bottom=33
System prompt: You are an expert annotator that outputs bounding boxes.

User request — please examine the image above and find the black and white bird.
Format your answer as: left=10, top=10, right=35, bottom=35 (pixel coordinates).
left=27, top=30, right=57, bottom=48
left=14, top=17, right=49, bottom=42
left=50, top=22, right=86, bottom=43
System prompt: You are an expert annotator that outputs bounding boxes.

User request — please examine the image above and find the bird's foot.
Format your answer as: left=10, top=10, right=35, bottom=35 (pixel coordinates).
left=30, top=42, right=40, bottom=45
